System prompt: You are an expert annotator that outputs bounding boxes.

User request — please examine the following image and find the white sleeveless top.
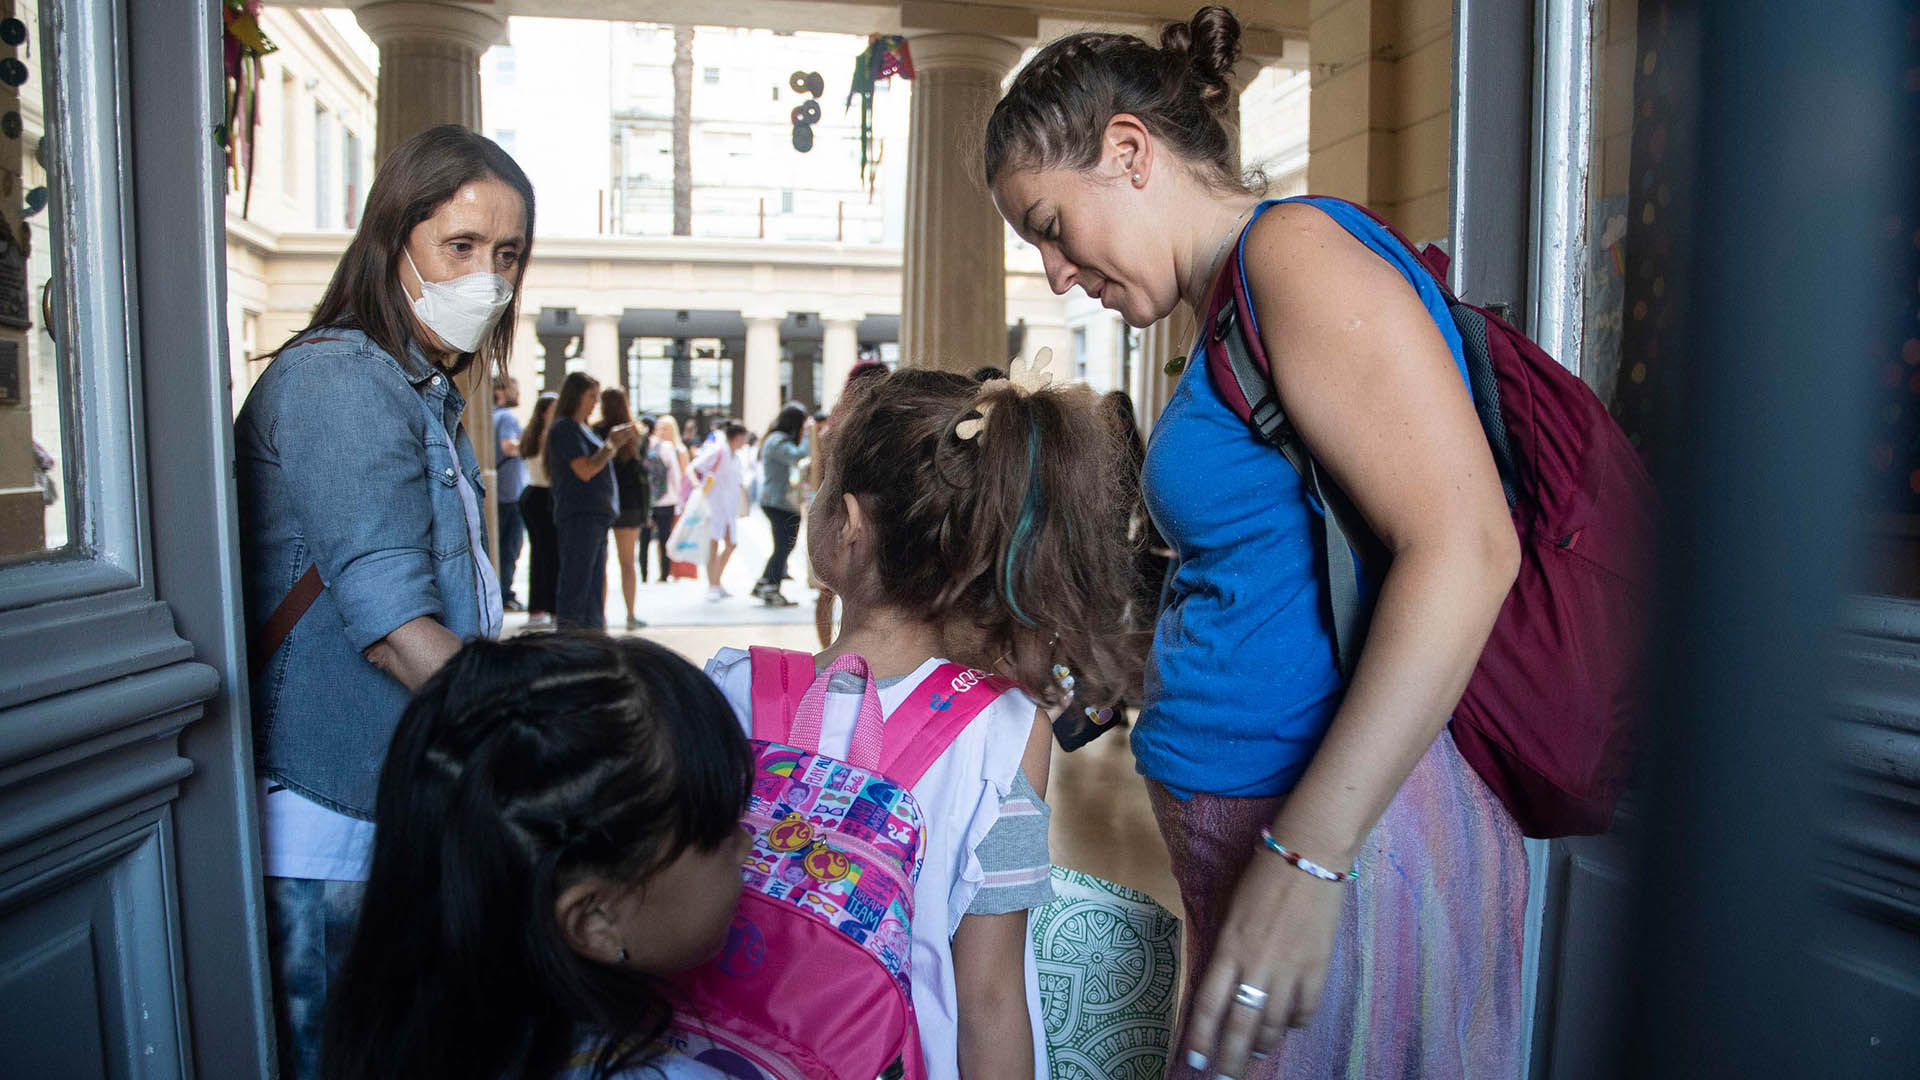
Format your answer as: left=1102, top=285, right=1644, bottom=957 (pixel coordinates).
left=704, top=649, right=1050, bottom=1080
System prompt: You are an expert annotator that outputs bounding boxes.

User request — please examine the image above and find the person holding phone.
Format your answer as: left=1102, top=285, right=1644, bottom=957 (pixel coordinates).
left=545, top=371, right=639, bottom=629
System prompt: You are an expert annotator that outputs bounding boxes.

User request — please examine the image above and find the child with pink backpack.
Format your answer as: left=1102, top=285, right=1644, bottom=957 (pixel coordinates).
left=676, top=364, right=1143, bottom=1080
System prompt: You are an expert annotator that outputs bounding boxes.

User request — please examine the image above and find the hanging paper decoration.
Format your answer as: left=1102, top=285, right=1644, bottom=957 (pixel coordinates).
left=847, top=35, right=912, bottom=199
left=787, top=71, right=824, bottom=153
left=790, top=70, right=825, bottom=98
left=219, top=0, right=278, bottom=219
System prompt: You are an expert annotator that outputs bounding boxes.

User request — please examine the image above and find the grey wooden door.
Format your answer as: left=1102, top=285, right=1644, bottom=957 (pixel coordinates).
left=0, top=1, right=273, bottom=1076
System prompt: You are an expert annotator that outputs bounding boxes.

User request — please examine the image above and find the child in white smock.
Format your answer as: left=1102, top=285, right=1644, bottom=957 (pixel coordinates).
left=691, top=421, right=749, bottom=601
left=705, top=363, right=1143, bottom=1079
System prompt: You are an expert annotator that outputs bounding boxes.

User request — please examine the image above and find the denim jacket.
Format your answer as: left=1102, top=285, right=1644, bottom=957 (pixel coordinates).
left=236, top=329, right=489, bottom=819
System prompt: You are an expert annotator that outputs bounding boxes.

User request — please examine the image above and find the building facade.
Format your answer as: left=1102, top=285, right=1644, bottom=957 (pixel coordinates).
left=220, top=11, right=1312, bottom=434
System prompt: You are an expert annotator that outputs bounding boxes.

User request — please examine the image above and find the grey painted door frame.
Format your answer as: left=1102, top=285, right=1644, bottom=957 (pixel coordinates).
left=0, top=1, right=273, bottom=1075
left=1453, top=2, right=1642, bottom=1075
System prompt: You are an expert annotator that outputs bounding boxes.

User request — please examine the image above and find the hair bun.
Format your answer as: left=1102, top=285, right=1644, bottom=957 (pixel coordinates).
left=1160, top=5, right=1242, bottom=109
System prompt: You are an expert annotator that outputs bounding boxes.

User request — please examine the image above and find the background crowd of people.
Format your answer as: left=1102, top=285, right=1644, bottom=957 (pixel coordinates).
left=490, top=372, right=826, bottom=630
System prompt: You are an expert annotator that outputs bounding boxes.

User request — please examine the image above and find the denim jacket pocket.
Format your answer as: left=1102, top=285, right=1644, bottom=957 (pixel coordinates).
left=423, top=440, right=471, bottom=560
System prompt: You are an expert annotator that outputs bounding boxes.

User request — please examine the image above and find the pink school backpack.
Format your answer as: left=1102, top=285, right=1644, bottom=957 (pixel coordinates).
left=668, top=648, right=1016, bottom=1080
left=1202, top=196, right=1655, bottom=838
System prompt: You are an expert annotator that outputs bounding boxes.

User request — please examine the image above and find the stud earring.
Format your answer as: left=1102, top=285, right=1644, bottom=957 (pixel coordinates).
left=1132, top=172, right=1143, bottom=185
left=616, top=945, right=629, bottom=964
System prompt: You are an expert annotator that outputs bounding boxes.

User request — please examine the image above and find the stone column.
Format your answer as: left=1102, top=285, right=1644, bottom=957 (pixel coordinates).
left=1307, top=0, right=1453, bottom=239
left=582, top=313, right=622, bottom=392
left=820, top=316, right=860, bottom=411
left=899, top=33, right=1025, bottom=373
left=743, top=316, right=782, bottom=432
left=510, top=312, right=541, bottom=397
left=352, top=2, right=506, bottom=165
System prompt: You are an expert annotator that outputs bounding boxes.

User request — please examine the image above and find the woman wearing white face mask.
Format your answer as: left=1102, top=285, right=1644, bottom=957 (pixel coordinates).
left=234, top=124, right=534, bottom=1080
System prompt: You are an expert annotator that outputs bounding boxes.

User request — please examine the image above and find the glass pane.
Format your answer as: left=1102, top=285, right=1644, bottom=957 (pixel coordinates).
left=0, top=0, right=74, bottom=564
left=1587, top=1, right=1919, bottom=598
left=1581, top=0, right=1639, bottom=408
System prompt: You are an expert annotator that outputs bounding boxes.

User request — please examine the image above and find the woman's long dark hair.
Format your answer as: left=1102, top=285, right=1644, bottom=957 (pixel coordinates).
left=767, top=402, right=807, bottom=443
left=595, top=387, right=641, bottom=461
left=545, top=373, right=601, bottom=462
left=267, top=124, right=535, bottom=380
left=322, top=634, right=753, bottom=1080
left=522, top=393, right=558, bottom=462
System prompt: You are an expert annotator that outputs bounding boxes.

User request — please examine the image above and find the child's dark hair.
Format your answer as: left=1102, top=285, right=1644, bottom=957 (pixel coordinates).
left=322, top=634, right=753, bottom=1080
left=818, top=368, right=1144, bottom=707
left=984, top=6, right=1259, bottom=194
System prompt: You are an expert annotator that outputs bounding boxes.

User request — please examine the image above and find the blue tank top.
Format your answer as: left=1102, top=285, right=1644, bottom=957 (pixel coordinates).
left=1134, top=197, right=1470, bottom=799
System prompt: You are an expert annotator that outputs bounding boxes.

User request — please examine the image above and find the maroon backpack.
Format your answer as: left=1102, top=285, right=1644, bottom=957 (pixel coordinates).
left=1203, top=197, right=1654, bottom=838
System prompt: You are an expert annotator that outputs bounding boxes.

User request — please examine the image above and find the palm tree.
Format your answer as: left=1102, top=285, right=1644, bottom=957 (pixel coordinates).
left=671, top=26, right=693, bottom=236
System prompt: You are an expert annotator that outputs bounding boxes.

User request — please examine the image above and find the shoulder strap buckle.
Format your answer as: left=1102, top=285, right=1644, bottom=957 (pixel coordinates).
left=1210, top=301, right=1237, bottom=342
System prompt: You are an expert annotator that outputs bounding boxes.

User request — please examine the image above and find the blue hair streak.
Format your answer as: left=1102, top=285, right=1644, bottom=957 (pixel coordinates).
left=1001, top=417, right=1044, bottom=628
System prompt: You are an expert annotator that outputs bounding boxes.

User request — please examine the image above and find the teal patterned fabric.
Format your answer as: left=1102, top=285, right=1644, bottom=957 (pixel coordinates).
left=1031, top=867, right=1182, bottom=1080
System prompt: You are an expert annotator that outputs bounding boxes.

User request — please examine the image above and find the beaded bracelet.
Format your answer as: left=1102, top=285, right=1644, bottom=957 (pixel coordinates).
left=1260, top=827, right=1359, bottom=883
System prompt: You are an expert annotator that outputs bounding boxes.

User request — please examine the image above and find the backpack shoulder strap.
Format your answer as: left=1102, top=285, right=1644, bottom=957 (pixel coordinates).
left=747, top=646, right=817, bottom=745
left=1203, top=237, right=1288, bottom=446
left=878, top=664, right=1018, bottom=790
left=1202, top=225, right=1370, bottom=680
left=1327, top=197, right=1456, bottom=295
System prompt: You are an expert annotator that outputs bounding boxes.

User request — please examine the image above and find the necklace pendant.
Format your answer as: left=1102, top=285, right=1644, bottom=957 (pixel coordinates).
left=1164, top=353, right=1187, bottom=377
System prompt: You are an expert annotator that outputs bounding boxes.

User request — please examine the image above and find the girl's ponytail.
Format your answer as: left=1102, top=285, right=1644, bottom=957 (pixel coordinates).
left=821, top=369, right=1145, bottom=708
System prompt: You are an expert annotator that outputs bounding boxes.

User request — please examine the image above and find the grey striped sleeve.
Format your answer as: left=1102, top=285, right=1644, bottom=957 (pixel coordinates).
left=966, top=767, right=1055, bottom=915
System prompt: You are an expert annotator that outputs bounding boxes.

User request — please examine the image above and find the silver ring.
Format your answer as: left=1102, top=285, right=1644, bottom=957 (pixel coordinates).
left=1233, top=983, right=1269, bottom=1009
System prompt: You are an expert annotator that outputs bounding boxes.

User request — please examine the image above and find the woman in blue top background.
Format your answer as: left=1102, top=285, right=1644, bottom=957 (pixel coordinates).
left=987, top=9, right=1526, bottom=1079
left=545, top=371, right=639, bottom=630
left=236, top=124, right=532, bottom=1079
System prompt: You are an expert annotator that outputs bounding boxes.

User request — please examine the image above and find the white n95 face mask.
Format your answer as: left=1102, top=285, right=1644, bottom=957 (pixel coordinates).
left=404, top=248, right=514, bottom=354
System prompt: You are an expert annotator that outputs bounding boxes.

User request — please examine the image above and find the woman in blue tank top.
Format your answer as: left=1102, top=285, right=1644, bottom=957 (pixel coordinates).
left=986, top=9, right=1528, bottom=1079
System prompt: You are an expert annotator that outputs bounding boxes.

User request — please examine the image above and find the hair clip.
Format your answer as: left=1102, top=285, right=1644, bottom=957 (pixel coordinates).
left=958, top=347, right=1056, bottom=440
